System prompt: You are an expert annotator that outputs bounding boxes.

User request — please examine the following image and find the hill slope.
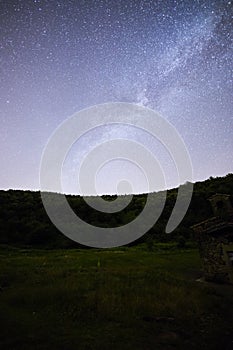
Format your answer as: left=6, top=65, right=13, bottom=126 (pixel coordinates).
left=0, top=174, right=232, bottom=248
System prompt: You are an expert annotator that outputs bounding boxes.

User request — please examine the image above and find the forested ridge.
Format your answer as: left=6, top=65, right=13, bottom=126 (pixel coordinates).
left=0, top=174, right=233, bottom=248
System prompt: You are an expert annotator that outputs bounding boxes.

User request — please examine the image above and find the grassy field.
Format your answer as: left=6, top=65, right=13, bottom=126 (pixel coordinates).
left=0, top=244, right=233, bottom=350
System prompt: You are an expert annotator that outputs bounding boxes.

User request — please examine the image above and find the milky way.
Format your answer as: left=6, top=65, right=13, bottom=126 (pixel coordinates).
left=0, top=0, right=232, bottom=193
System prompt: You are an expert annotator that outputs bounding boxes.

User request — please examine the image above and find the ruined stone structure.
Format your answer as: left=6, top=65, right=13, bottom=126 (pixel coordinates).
left=192, top=194, right=233, bottom=284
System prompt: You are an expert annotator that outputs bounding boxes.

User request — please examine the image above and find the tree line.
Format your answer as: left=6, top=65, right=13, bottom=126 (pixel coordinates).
left=0, top=173, right=232, bottom=248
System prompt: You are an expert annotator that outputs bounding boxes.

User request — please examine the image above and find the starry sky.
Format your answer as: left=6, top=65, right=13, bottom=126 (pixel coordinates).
left=1, top=0, right=233, bottom=194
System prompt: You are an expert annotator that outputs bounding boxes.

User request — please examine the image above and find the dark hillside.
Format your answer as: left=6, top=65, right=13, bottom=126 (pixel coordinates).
left=0, top=174, right=232, bottom=248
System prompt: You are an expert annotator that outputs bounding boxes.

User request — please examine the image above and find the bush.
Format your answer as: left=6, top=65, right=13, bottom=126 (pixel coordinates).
left=177, top=236, right=186, bottom=248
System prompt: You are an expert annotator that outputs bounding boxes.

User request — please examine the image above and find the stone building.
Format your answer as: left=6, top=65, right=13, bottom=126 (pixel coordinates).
left=192, top=194, right=233, bottom=284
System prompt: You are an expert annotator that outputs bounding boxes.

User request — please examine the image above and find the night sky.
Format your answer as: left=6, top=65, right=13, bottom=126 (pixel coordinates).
left=1, top=0, right=233, bottom=194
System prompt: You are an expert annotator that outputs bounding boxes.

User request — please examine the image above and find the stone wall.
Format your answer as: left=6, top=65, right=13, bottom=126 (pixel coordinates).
left=196, top=231, right=233, bottom=284
left=192, top=194, right=233, bottom=284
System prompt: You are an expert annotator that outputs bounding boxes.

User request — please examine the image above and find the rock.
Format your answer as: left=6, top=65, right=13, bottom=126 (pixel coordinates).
left=157, top=332, right=179, bottom=344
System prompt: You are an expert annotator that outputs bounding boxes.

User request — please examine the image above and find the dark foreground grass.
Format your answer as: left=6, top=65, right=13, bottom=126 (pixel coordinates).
left=0, top=245, right=233, bottom=350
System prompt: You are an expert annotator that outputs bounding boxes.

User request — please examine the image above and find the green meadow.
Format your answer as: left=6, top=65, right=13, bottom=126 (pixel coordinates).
left=1, top=244, right=233, bottom=349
